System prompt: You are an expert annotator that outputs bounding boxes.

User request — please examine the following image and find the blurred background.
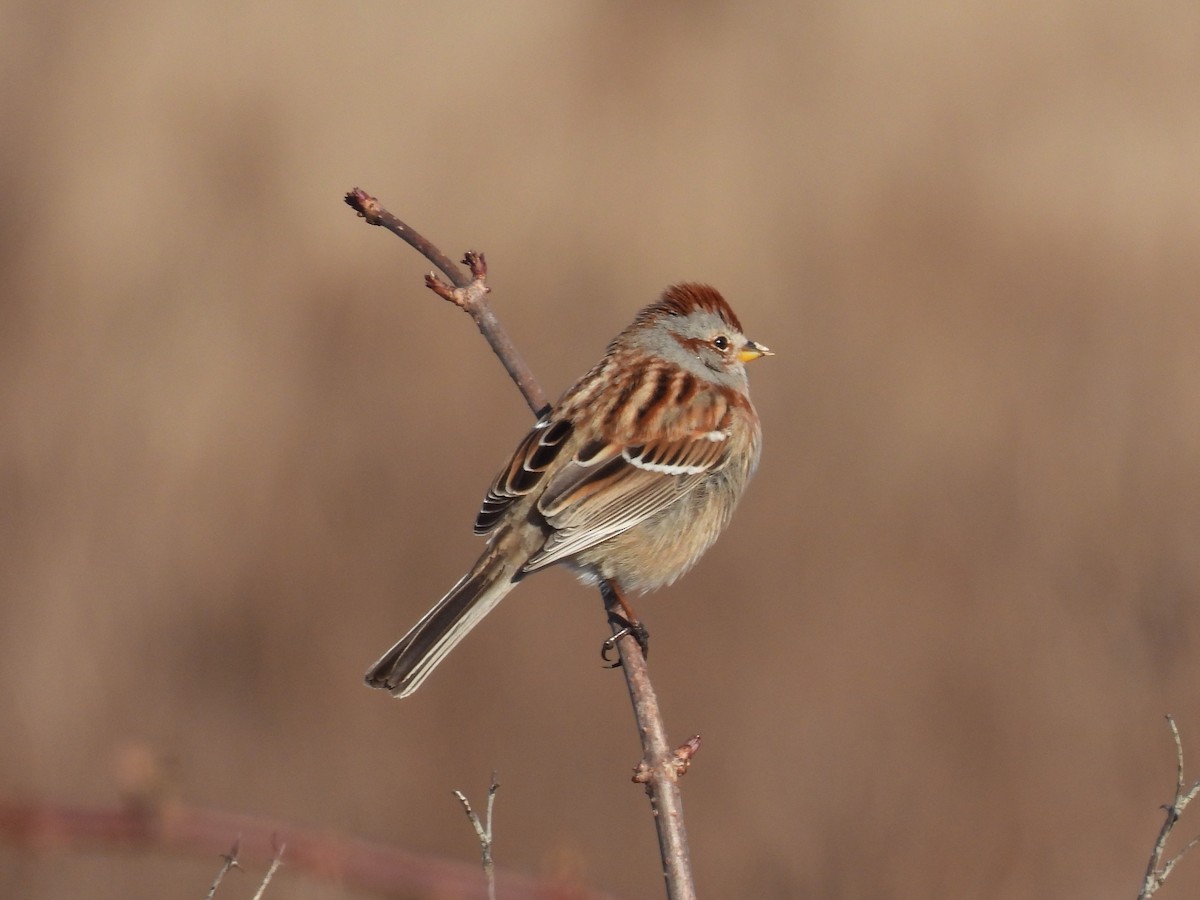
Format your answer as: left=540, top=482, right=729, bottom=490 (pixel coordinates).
left=3, top=1, right=1200, bottom=897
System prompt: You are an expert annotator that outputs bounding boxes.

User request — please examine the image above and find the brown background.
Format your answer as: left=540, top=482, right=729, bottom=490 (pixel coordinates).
left=3, top=2, right=1200, bottom=898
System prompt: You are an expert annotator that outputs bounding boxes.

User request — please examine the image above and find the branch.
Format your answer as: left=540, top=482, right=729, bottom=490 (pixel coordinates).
left=1139, top=716, right=1200, bottom=899
left=345, top=190, right=698, bottom=900
left=250, top=840, right=287, bottom=900
left=345, top=189, right=547, bottom=416
left=205, top=839, right=241, bottom=899
left=204, top=837, right=282, bottom=899
left=0, top=798, right=617, bottom=900
left=454, top=774, right=500, bottom=900
left=343, top=188, right=466, bottom=287
left=602, top=590, right=698, bottom=900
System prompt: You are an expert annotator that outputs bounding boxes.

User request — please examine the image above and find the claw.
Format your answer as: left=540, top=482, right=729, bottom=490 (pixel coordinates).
left=599, top=612, right=650, bottom=668
left=598, top=580, right=650, bottom=668
left=601, top=627, right=632, bottom=667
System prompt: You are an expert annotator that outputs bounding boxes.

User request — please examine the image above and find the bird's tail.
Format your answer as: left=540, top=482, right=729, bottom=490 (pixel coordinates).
left=364, top=541, right=524, bottom=698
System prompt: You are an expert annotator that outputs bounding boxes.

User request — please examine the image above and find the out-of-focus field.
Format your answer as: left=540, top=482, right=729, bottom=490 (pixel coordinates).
left=3, top=3, right=1199, bottom=897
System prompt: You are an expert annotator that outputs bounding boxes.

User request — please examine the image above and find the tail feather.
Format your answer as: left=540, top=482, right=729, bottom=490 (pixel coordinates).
left=365, top=545, right=523, bottom=698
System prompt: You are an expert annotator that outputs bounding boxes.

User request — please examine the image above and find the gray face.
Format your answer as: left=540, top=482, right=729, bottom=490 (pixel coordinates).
left=628, top=308, right=752, bottom=392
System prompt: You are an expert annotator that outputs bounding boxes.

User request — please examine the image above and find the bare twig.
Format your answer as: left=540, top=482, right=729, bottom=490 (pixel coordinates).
left=602, top=593, right=696, bottom=900
left=344, top=188, right=465, bottom=286
left=635, top=735, right=702, bottom=783
left=454, top=774, right=500, bottom=900
left=0, top=798, right=620, bottom=900
left=1139, top=716, right=1200, bottom=899
left=204, top=839, right=241, bottom=899
left=345, top=189, right=547, bottom=415
left=345, top=190, right=698, bottom=900
left=250, top=839, right=286, bottom=900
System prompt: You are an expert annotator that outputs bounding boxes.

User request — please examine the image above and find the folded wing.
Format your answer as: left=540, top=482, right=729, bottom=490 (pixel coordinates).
left=474, top=409, right=733, bottom=572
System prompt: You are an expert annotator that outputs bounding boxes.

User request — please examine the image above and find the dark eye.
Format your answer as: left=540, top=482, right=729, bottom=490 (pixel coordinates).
left=712, top=335, right=730, bottom=351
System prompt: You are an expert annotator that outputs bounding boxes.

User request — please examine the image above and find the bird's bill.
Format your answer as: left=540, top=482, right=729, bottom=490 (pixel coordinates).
left=738, top=340, right=773, bottom=363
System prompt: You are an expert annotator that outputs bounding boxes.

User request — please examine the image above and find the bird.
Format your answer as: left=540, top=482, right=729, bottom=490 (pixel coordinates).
left=365, top=282, right=771, bottom=697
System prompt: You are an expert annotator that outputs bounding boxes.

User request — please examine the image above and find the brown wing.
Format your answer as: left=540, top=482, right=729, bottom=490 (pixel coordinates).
left=475, top=379, right=739, bottom=570
left=521, top=423, right=733, bottom=572
left=474, top=417, right=574, bottom=535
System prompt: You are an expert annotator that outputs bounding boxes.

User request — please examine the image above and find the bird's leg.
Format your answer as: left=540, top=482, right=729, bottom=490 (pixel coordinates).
left=599, top=579, right=650, bottom=667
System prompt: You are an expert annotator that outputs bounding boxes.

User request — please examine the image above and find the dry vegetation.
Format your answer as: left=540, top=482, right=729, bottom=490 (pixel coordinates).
left=3, top=2, right=1200, bottom=897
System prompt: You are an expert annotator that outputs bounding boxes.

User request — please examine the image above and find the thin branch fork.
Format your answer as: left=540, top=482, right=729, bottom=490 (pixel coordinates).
left=1139, top=715, right=1200, bottom=899
left=345, top=189, right=699, bottom=900
left=345, top=188, right=547, bottom=416
left=0, top=798, right=614, bottom=900
left=204, top=839, right=241, bottom=900
left=204, top=838, right=286, bottom=900
left=454, top=774, right=500, bottom=900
